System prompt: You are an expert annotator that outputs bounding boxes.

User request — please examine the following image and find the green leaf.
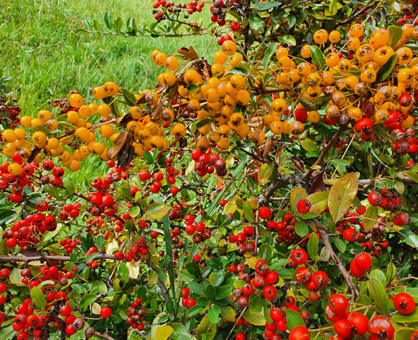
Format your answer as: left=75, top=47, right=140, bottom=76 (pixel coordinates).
left=395, top=328, right=417, bottom=340
left=249, top=13, right=263, bottom=31
left=249, top=294, right=264, bottom=313
left=264, top=43, right=278, bottom=71
left=0, top=324, right=17, bottom=340
left=368, top=278, right=390, bottom=315
left=403, top=170, right=418, bottom=183
left=277, top=35, right=296, bottom=46
left=363, top=205, right=378, bottom=232
left=258, top=243, right=273, bottom=261
left=220, top=306, right=236, bottom=322
left=309, top=46, right=325, bottom=70
left=334, top=238, right=346, bottom=253
left=243, top=201, right=255, bottom=222
left=32, top=125, right=50, bottom=135
left=66, top=181, right=76, bottom=196
left=196, top=119, right=213, bottom=130
left=0, top=211, right=17, bottom=225
left=79, top=294, right=96, bottom=310
left=242, top=309, right=266, bottom=325
left=392, top=308, right=418, bottom=324
left=387, top=26, right=403, bottom=47
left=257, top=1, right=281, bottom=10
left=300, top=138, right=318, bottom=152
left=258, top=163, right=275, bottom=185
left=121, top=88, right=137, bottom=106
left=307, top=232, right=319, bottom=260
left=307, top=191, right=329, bottom=215
left=223, top=201, right=237, bottom=215
left=385, top=262, right=397, bottom=285
left=216, top=285, right=232, bottom=300
left=31, top=287, right=46, bottom=311
left=376, top=54, right=398, bottom=83
left=129, top=206, right=141, bottom=218
left=149, top=271, right=158, bottom=286
left=402, top=228, right=418, bottom=249
left=288, top=14, right=296, bottom=27
left=328, top=173, right=358, bottom=223
left=113, top=16, right=123, bottom=33
left=196, top=315, right=217, bottom=340
left=208, top=305, right=221, bottom=324
left=270, top=259, right=290, bottom=270
left=329, top=0, right=338, bottom=15
left=205, top=285, right=217, bottom=301
left=143, top=203, right=169, bottom=221
left=299, top=97, right=315, bottom=111
left=213, top=271, right=225, bottom=286
left=285, top=309, right=305, bottom=329
left=295, top=222, right=309, bottom=237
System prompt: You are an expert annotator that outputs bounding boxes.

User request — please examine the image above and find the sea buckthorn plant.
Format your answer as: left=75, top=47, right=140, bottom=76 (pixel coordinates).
left=2, top=0, right=418, bottom=339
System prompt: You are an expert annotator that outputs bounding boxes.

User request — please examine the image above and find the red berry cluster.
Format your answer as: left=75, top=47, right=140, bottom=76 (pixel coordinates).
left=191, top=149, right=227, bottom=177
left=114, top=237, right=149, bottom=262
left=126, top=298, right=146, bottom=330
left=59, top=237, right=82, bottom=254
left=0, top=94, right=21, bottom=127
left=368, top=189, right=410, bottom=226
left=4, top=212, right=57, bottom=249
left=59, top=202, right=81, bottom=220
left=397, top=3, right=418, bottom=25
left=180, top=287, right=197, bottom=308
left=350, top=252, right=371, bottom=278
left=152, top=0, right=205, bottom=20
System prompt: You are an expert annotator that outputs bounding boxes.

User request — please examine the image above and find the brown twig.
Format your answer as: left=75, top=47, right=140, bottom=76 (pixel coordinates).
left=94, top=331, right=115, bottom=340
left=316, top=225, right=360, bottom=299
left=331, top=2, right=377, bottom=29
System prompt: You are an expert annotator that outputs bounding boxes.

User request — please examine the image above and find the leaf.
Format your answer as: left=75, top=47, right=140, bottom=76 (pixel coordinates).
left=392, top=308, right=418, bottom=324
left=394, top=179, right=405, bottom=195
left=222, top=201, right=237, bottom=215
left=259, top=243, right=273, bottom=261
left=270, top=259, right=290, bottom=270
left=0, top=324, right=17, bottom=340
left=32, top=125, right=50, bottom=135
left=9, top=268, right=23, bottom=285
left=307, top=191, right=329, bottom=215
left=402, top=228, right=418, bottom=249
left=334, top=238, right=346, bottom=253
left=376, top=54, right=398, bottom=83
left=295, top=222, right=309, bottom=237
left=307, top=232, right=319, bottom=260
left=320, top=247, right=332, bottom=261
left=300, top=138, right=318, bottom=152
left=216, top=285, right=232, bottom=300
left=79, top=294, right=96, bottom=310
left=220, top=306, right=236, bottom=322
left=288, top=14, right=296, bottom=27
left=65, top=181, right=76, bottom=196
left=243, top=201, right=255, bottom=222
left=196, top=119, right=212, bottom=130
left=387, top=26, right=403, bottom=47
left=129, top=206, right=140, bottom=218
left=249, top=13, right=263, bottom=31
left=403, top=170, right=418, bottom=183
left=363, top=205, right=378, bottom=232
left=299, top=97, right=315, bottom=111
left=264, top=43, right=278, bottom=71
left=309, top=46, right=325, bottom=70
left=162, top=214, right=176, bottom=311
left=196, top=315, right=217, bottom=340
left=385, top=262, right=397, bottom=285
left=249, top=294, right=264, bottom=313
left=285, top=309, right=305, bottom=329
left=143, top=203, right=169, bottom=221
left=31, top=287, right=46, bottom=311
left=104, top=11, right=113, bottom=29
left=258, top=163, right=275, bottom=185
left=0, top=211, right=17, bottom=225
left=277, top=35, right=296, bottom=46
left=368, top=278, right=390, bottom=315
left=395, top=328, right=417, bottom=340
left=149, top=271, right=158, bottom=286
left=156, top=325, right=174, bottom=340
left=242, top=309, right=266, bottom=326
left=328, top=173, right=358, bottom=223
left=290, top=187, right=307, bottom=213
left=121, top=88, right=137, bottom=106
left=205, top=285, right=217, bottom=301
left=329, top=0, right=338, bottom=15
left=208, top=305, right=221, bottom=324
left=213, top=271, right=225, bottom=286
left=257, top=1, right=282, bottom=10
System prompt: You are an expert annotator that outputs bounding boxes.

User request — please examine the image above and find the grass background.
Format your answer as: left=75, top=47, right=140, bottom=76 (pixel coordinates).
left=0, top=0, right=214, bottom=185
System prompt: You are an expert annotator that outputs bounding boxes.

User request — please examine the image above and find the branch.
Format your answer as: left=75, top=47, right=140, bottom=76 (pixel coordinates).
left=94, top=331, right=115, bottom=340
left=303, top=126, right=345, bottom=181
left=157, top=278, right=172, bottom=301
left=0, top=254, right=115, bottom=263
left=78, top=29, right=207, bottom=38
left=316, top=226, right=360, bottom=299
left=331, top=2, right=377, bottom=29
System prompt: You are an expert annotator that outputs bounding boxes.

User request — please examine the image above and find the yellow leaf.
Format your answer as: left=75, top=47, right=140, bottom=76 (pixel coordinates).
left=307, top=191, right=329, bottom=214
left=220, top=306, right=236, bottom=322
left=245, top=256, right=259, bottom=269
left=328, top=173, right=358, bottom=222
left=155, top=325, right=174, bottom=340
left=91, top=302, right=101, bottom=315
left=290, top=187, right=306, bottom=213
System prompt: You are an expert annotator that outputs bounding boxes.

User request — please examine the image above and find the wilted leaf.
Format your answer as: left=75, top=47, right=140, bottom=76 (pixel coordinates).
left=307, top=191, right=329, bottom=215
left=142, top=203, right=169, bottom=221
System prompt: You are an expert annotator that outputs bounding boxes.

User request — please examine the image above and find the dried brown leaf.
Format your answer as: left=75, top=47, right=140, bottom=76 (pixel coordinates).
left=177, top=46, right=199, bottom=60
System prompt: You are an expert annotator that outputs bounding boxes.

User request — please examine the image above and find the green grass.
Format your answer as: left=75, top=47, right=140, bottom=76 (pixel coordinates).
left=0, top=0, right=215, bottom=185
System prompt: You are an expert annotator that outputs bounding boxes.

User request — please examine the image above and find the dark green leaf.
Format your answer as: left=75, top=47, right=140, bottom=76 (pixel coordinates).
left=196, top=119, right=213, bottom=130
left=376, top=54, right=398, bottom=83
left=79, top=294, right=96, bottom=310
left=257, top=1, right=281, bottom=10
left=334, top=238, right=346, bottom=253
left=121, top=88, right=137, bottom=106
left=263, top=43, right=278, bottom=71
left=104, top=12, right=113, bottom=29
left=309, top=46, right=325, bottom=70
left=295, top=222, right=309, bottom=237
left=163, top=214, right=176, bottom=313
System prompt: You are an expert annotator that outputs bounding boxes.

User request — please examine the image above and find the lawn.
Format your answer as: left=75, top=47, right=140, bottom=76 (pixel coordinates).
left=0, top=0, right=214, bottom=185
